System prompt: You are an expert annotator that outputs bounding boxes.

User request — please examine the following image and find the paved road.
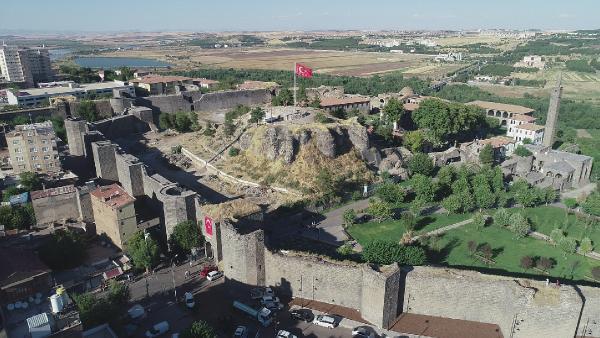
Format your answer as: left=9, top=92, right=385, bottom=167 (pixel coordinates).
left=311, top=199, right=370, bottom=245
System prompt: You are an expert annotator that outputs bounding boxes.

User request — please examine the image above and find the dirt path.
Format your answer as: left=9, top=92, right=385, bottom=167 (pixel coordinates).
left=577, top=129, right=593, bottom=138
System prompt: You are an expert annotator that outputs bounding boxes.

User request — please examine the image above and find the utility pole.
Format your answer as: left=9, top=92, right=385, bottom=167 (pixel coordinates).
left=171, top=259, right=177, bottom=303
left=293, top=62, right=297, bottom=106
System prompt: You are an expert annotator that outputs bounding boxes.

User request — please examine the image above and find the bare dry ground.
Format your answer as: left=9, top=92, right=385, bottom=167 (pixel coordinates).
left=103, top=47, right=463, bottom=78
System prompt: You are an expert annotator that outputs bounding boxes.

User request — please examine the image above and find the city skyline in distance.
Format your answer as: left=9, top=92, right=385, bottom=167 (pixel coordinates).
left=2, top=0, right=599, bottom=34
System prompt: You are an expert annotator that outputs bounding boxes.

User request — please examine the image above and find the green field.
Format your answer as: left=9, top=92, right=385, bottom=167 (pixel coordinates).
left=348, top=206, right=600, bottom=283
left=347, top=212, right=473, bottom=244
left=577, top=129, right=600, bottom=181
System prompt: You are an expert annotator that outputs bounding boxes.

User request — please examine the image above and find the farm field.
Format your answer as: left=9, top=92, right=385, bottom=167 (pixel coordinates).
left=102, top=47, right=466, bottom=78
left=513, top=68, right=600, bottom=105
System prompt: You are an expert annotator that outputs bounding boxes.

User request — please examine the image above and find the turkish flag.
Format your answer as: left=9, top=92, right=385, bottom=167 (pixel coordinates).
left=204, top=216, right=213, bottom=237
left=295, top=63, right=313, bottom=78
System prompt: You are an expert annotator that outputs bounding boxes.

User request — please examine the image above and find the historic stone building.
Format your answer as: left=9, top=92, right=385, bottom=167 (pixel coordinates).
left=467, top=100, right=535, bottom=126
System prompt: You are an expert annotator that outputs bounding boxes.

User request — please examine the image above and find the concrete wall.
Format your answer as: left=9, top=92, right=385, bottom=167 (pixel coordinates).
left=115, top=153, right=145, bottom=197
left=135, top=95, right=193, bottom=114
left=65, top=119, right=88, bottom=156
left=0, top=107, right=59, bottom=123
left=402, top=266, right=583, bottom=338
left=221, top=224, right=266, bottom=286
left=69, top=100, right=113, bottom=120
left=577, top=286, right=600, bottom=337
left=76, top=188, right=95, bottom=223
left=92, top=114, right=150, bottom=139
left=91, top=141, right=118, bottom=181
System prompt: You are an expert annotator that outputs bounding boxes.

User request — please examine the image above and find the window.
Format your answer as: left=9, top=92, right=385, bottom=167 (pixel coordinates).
left=28, top=139, right=33, bottom=144
left=41, top=139, right=48, bottom=144
left=15, top=156, right=24, bottom=162
left=31, top=156, right=38, bottom=160
left=42, top=147, right=48, bottom=152
left=12, top=140, right=19, bottom=145
left=14, top=148, right=22, bottom=153
left=30, top=147, right=37, bottom=152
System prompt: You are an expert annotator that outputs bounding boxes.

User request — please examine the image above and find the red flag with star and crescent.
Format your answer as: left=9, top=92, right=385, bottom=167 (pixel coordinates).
left=295, top=63, right=313, bottom=78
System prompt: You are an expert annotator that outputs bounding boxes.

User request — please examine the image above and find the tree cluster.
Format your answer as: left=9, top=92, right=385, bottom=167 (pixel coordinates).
left=362, top=240, right=426, bottom=266
left=159, top=111, right=199, bottom=133
left=126, top=231, right=160, bottom=272
left=39, top=229, right=86, bottom=270
left=73, top=280, right=130, bottom=329
left=170, top=221, right=204, bottom=255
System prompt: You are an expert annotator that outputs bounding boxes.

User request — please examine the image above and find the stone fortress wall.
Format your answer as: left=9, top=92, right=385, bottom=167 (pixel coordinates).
left=204, top=217, right=600, bottom=337
left=65, top=115, right=198, bottom=241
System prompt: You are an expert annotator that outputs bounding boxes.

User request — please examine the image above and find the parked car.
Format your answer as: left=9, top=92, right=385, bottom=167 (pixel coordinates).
left=313, top=314, right=337, bottom=328
left=200, top=265, right=218, bottom=278
left=260, top=296, right=280, bottom=305
left=276, top=330, right=298, bottom=338
left=233, top=326, right=248, bottom=338
left=184, top=292, right=195, bottom=309
left=127, top=304, right=146, bottom=321
left=206, top=270, right=223, bottom=281
left=145, top=321, right=170, bottom=337
left=352, top=326, right=377, bottom=338
left=290, top=309, right=314, bottom=322
left=251, top=287, right=275, bottom=299
left=263, top=301, right=283, bottom=311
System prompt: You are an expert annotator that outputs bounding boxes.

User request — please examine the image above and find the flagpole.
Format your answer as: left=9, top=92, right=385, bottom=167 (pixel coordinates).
left=293, top=62, right=297, bottom=107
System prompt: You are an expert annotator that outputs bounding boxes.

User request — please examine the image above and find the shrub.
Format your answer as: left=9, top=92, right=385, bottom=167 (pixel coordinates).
left=315, top=112, right=332, bottom=123
left=228, top=147, right=240, bottom=157
left=467, top=240, right=478, bottom=255
left=550, top=228, right=565, bottom=244
left=580, top=237, right=594, bottom=254
left=563, top=198, right=578, bottom=210
left=336, top=243, right=354, bottom=256
left=514, top=145, right=533, bottom=157
left=342, top=209, right=356, bottom=228
left=408, top=152, right=435, bottom=177
left=508, top=212, right=531, bottom=238
left=520, top=256, right=534, bottom=270
left=493, top=208, right=510, bottom=226
left=558, top=236, right=578, bottom=254
left=537, top=257, right=554, bottom=271
left=362, top=240, right=426, bottom=265
left=479, top=243, right=493, bottom=261
left=472, top=212, right=487, bottom=229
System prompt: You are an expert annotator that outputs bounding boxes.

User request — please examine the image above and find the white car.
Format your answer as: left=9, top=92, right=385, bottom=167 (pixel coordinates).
left=313, top=314, right=337, bottom=328
left=276, top=330, right=298, bottom=338
left=233, top=326, right=247, bottom=338
left=145, top=321, right=170, bottom=337
left=206, top=270, right=223, bottom=281
left=184, top=292, right=195, bottom=309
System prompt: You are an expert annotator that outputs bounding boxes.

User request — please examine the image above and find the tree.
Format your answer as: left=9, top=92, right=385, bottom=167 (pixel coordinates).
left=367, top=200, right=393, bottom=223
left=402, top=130, right=425, bottom=153
left=467, top=240, right=478, bottom=256
left=77, top=100, right=98, bottom=122
left=375, top=182, right=406, bottom=206
left=401, top=211, right=417, bottom=231
left=19, top=172, right=41, bottom=191
left=544, top=187, right=558, bottom=205
left=127, top=231, right=160, bottom=272
left=39, top=229, right=86, bottom=270
left=494, top=208, right=510, bottom=226
left=491, top=167, right=505, bottom=193
left=479, top=144, right=494, bottom=165
left=408, top=153, right=435, bottom=177
left=171, top=221, right=203, bottom=254
left=249, top=107, right=266, bottom=124
left=181, top=320, right=217, bottom=338
left=314, top=168, right=343, bottom=206
left=175, top=112, right=193, bottom=132
left=558, top=236, right=578, bottom=255
left=472, top=212, right=487, bottom=229
left=410, top=174, right=437, bottom=203
left=514, top=145, right=533, bottom=157
left=342, top=209, right=356, bottom=228
left=314, top=112, right=332, bottom=123
left=550, top=228, right=565, bottom=245
left=474, top=184, right=496, bottom=210
left=411, top=99, right=484, bottom=146
left=272, top=88, right=293, bottom=106
left=582, top=191, right=600, bottom=216
left=382, top=97, right=404, bottom=127
left=409, top=198, right=426, bottom=217
left=436, top=165, right=455, bottom=191
left=537, top=257, right=554, bottom=271
left=479, top=243, right=493, bottom=261
left=520, top=256, right=534, bottom=270
left=508, top=212, right=530, bottom=238
left=442, top=194, right=463, bottom=214
left=563, top=198, right=578, bottom=210
left=107, top=280, right=130, bottom=307
left=72, top=293, right=114, bottom=329
left=297, top=85, right=308, bottom=103
left=308, top=97, right=321, bottom=108
left=580, top=237, right=593, bottom=255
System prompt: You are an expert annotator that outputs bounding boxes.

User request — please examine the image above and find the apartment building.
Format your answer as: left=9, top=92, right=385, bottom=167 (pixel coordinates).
left=6, top=121, right=61, bottom=174
left=90, top=184, right=137, bottom=249
left=0, top=45, right=53, bottom=86
left=508, top=123, right=545, bottom=144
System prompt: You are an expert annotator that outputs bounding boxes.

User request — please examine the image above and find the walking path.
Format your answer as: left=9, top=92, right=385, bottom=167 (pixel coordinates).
left=311, top=199, right=370, bottom=245
left=411, top=217, right=475, bottom=242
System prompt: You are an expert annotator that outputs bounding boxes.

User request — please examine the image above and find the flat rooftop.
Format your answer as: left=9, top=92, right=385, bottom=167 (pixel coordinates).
left=90, top=184, right=135, bottom=209
left=14, top=82, right=132, bottom=97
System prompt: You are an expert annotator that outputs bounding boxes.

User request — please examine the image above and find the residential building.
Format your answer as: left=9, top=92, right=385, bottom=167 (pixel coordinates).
left=320, top=96, right=371, bottom=115
left=6, top=81, right=135, bottom=107
left=507, top=123, right=545, bottom=144
left=193, top=78, right=220, bottom=89
left=132, top=75, right=193, bottom=95
left=90, top=184, right=137, bottom=249
left=6, top=121, right=61, bottom=174
left=459, top=136, right=516, bottom=163
left=31, top=185, right=79, bottom=225
left=0, top=45, right=53, bottom=86
left=0, top=247, right=52, bottom=304
left=514, top=55, right=546, bottom=69
left=434, top=52, right=463, bottom=62
left=467, top=100, right=535, bottom=126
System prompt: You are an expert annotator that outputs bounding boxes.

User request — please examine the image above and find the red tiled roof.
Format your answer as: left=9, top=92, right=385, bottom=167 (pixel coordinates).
left=91, top=184, right=135, bottom=209
left=511, top=114, right=536, bottom=122
left=479, top=136, right=515, bottom=148
left=103, top=267, right=123, bottom=280
left=320, top=96, right=370, bottom=107
left=0, top=247, right=50, bottom=288
left=467, top=100, right=535, bottom=114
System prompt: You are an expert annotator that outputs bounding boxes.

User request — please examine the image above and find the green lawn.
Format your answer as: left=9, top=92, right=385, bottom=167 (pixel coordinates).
left=578, top=129, right=600, bottom=181
left=347, top=212, right=473, bottom=244
left=429, top=220, right=599, bottom=283
left=509, top=206, right=600, bottom=246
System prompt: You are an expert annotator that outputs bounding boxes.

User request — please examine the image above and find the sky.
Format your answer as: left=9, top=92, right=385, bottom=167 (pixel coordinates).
left=1, top=0, right=599, bottom=33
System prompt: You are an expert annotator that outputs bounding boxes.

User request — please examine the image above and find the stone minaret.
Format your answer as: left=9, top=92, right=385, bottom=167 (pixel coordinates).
left=543, top=73, right=562, bottom=147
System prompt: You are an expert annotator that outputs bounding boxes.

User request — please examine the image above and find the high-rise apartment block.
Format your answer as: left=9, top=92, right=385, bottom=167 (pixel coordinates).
left=0, top=45, right=53, bottom=86
left=6, top=121, right=61, bottom=174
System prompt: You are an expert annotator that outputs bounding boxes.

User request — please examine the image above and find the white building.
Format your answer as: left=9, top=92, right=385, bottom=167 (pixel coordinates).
left=0, top=45, right=53, bottom=86
left=514, top=55, right=546, bottom=69
left=508, top=123, right=545, bottom=144
left=435, top=52, right=463, bottom=62
left=6, top=81, right=135, bottom=107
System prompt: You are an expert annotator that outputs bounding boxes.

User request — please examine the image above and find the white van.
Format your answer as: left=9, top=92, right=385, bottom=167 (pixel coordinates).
left=145, top=321, right=170, bottom=337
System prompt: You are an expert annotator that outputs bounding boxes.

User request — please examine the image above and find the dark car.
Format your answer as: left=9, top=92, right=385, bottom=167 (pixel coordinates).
left=290, top=309, right=314, bottom=322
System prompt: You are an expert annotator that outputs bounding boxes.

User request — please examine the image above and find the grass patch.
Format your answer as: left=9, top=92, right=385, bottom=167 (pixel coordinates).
left=429, top=221, right=599, bottom=283
left=347, top=212, right=473, bottom=244
left=516, top=206, right=600, bottom=245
